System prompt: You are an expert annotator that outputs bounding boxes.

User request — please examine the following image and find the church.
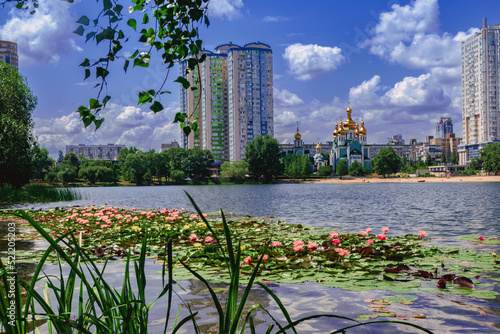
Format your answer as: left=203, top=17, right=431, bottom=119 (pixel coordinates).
left=330, top=104, right=372, bottom=173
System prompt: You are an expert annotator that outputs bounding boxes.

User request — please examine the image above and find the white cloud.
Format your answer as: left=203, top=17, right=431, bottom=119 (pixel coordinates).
left=274, top=88, right=304, bottom=107
left=34, top=102, right=181, bottom=157
left=263, top=16, right=290, bottom=23
left=349, top=75, right=382, bottom=107
left=362, top=0, right=476, bottom=71
left=207, top=0, right=244, bottom=20
left=382, top=73, right=450, bottom=109
left=0, top=0, right=81, bottom=66
left=283, top=43, right=345, bottom=81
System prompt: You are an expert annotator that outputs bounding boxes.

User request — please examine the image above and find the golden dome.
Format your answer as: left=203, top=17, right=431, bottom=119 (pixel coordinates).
left=354, top=123, right=359, bottom=137
left=316, top=142, right=322, bottom=149
left=333, top=123, right=338, bottom=137
left=343, top=105, right=357, bottom=130
left=338, top=121, right=346, bottom=135
left=359, top=119, right=367, bottom=135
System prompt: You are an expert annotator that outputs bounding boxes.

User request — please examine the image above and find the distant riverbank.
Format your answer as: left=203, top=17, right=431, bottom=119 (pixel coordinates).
left=309, top=175, right=500, bottom=184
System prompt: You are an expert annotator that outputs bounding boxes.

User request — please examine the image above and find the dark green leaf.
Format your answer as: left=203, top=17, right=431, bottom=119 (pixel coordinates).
left=79, top=58, right=90, bottom=67
left=142, top=13, right=149, bottom=24
left=77, top=15, right=90, bottom=26
left=113, top=4, right=123, bottom=15
left=84, top=69, right=90, bottom=80
left=150, top=101, right=163, bottom=113
left=123, top=60, right=130, bottom=73
left=173, top=112, right=187, bottom=123
left=183, top=126, right=192, bottom=137
left=103, top=0, right=112, bottom=11
left=74, top=25, right=85, bottom=36
left=138, top=91, right=153, bottom=105
left=174, top=76, right=190, bottom=89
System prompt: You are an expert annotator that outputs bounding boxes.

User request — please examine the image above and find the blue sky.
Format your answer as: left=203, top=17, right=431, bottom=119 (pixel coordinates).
left=1, top=0, right=500, bottom=157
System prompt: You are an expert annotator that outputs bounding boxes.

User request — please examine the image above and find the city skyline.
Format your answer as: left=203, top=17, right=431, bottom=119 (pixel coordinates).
left=1, top=0, right=500, bottom=157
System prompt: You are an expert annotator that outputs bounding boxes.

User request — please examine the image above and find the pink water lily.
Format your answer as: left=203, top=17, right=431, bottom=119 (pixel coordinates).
left=418, top=231, right=427, bottom=237
left=478, top=236, right=486, bottom=241
left=189, top=234, right=198, bottom=241
left=243, top=256, right=252, bottom=264
left=367, top=239, right=374, bottom=245
left=365, top=228, right=372, bottom=233
left=293, top=244, right=304, bottom=252
left=205, top=236, right=214, bottom=243
left=381, top=227, right=389, bottom=233
left=334, top=248, right=350, bottom=256
left=329, top=232, right=338, bottom=239
left=258, top=254, right=268, bottom=261
left=332, top=238, right=341, bottom=245
left=377, top=234, right=387, bottom=241
left=360, top=231, right=367, bottom=236
left=307, top=242, right=318, bottom=250
left=271, top=241, right=282, bottom=247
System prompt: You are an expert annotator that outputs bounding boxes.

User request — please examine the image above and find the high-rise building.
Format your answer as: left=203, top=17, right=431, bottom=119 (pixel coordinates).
left=459, top=19, right=500, bottom=164
left=0, top=40, right=18, bottom=68
left=66, top=144, right=126, bottom=161
left=436, top=117, right=453, bottom=139
left=180, top=42, right=273, bottom=162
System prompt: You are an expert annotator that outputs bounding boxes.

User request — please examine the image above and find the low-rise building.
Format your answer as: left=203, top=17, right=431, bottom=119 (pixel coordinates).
left=66, top=144, right=126, bottom=161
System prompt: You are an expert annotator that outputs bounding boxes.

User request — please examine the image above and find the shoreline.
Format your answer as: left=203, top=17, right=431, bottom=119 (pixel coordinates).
left=306, top=175, right=500, bottom=184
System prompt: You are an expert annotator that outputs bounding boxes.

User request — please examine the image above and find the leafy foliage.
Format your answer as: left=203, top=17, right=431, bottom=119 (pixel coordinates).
left=0, top=62, right=38, bottom=188
left=348, top=160, right=363, bottom=176
left=335, top=159, right=348, bottom=178
left=318, top=165, right=333, bottom=177
left=284, top=154, right=311, bottom=179
left=244, top=135, right=282, bottom=183
left=220, top=160, right=249, bottom=183
left=372, top=147, right=402, bottom=177
left=480, top=142, right=500, bottom=172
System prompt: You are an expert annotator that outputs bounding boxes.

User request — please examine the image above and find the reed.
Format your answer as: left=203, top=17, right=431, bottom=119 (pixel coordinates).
left=0, top=184, right=80, bottom=205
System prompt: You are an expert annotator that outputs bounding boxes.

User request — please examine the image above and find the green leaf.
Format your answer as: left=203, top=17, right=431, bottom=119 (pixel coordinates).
left=74, top=25, right=84, bottom=36
left=113, top=4, right=123, bottom=15
left=142, top=13, right=149, bottom=24
left=150, top=101, right=163, bottom=113
left=183, top=126, right=192, bottom=137
left=174, top=76, right=190, bottom=89
left=84, top=69, right=90, bottom=80
left=191, top=121, right=198, bottom=132
left=94, top=118, right=105, bottom=130
left=127, top=18, right=137, bottom=31
left=79, top=58, right=90, bottom=67
left=138, top=91, right=153, bottom=105
left=77, top=16, right=90, bottom=26
left=173, top=112, right=187, bottom=123
left=123, top=60, right=130, bottom=73
left=103, top=0, right=112, bottom=11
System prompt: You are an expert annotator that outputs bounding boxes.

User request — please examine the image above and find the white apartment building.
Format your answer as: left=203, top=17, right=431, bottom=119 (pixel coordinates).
left=459, top=19, right=500, bottom=163
left=0, top=40, right=18, bottom=68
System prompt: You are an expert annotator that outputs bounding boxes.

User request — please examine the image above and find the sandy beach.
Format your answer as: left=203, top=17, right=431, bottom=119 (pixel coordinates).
left=308, top=175, right=500, bottom=184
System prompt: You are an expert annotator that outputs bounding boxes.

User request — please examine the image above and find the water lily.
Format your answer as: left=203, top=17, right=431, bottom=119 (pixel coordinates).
left=478, top=236, right=486, bottom=241
left=382, top=227, right=389, bottom=233
left=189, top=233, right=198, bottom=241
left=205, top=236, right=214, bottom=243
left=270, top=241, right=282, bottom=247
left=243, top=256, right=252, bottom=264
left=367, top=239, right=374, bottom=245
left=334, top=248, right=350, bottom=256
left=131, top=226, right=141, bottom=233
left=293, top=244, right=304, bottom=252
left=418, top=230, right=427, bottom=237
left=307, top=242, right=318, bottom=250
left=258, top=254, right=268, bottom=261
left=377, top=234, right=386, bottom=241
left=329, top=232, right=338, bottom=239
left=332, top=238, right=341, bottom=245
left=360, top=231, right=367, bottom=236
left=365, top=228, right=372, bottom=233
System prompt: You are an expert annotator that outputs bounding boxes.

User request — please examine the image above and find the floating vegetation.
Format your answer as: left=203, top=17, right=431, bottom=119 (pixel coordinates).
left=6, top=205, right=500, bottom=299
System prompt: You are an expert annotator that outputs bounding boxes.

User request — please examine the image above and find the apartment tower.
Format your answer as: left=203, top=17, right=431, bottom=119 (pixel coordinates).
left=459, top=19, right=500, bottom=163
left=0, top=40, right=18, bottom=68
left=180, top=42, right=273, bottom=162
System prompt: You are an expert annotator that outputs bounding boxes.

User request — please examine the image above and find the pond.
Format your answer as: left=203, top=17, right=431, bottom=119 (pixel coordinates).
left=4, top=182, right=500, bottom=333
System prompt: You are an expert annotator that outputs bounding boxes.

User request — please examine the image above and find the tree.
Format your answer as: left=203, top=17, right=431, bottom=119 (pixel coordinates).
left=372, top=147, right=402, bottom=177
left=468, top=157, right=483, bottom=171
left=78, top=159, right=118, bottom=184
left=63, top=153, right=80, bottom=168
left=182, top=148, right=214, bottom=179
left=318, top=165, right=333, bottom=177
left=0, top=62, right=38, bottom=188
left=441, top=151, right=447, bottom=164
left=336, top=160, right=348, bottom=179
left=425, top=152, right=432, bottom=166
left=30, top=146, right=54, bottom=180
left=348, top=161, right=363, bottom=176
left=451, top=151, right=459, bottom=165
left=284, top=154, right=310, bottom=179
left=480, top=142, right=500, bottom=173
left=220, top=161, right=249, bottom=184
left=244, top=135, right=282, bottom=183
left=122, top=152, right=148, bottom=185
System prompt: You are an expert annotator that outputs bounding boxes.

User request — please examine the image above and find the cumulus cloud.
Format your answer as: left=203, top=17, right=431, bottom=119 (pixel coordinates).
left=349, top=75, right=382, bottom=107
left=382, top=73, right=450, bottom=109
left=362, top=0, right=476, bottom=71
left=34, top=102, right=181, bottom=157
left=274, top=88, right=304, bottom=107
left=0, top=0, right=81, bottom=66
left=207, top=0, right=244, bottom=20
left=283, top=43, right=345, bottom=81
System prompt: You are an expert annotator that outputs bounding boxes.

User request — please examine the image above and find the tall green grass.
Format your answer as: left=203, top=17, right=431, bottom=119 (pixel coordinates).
left=0, top=193, right=434, bottom=333
left=0, top=184, right=80, bottom=206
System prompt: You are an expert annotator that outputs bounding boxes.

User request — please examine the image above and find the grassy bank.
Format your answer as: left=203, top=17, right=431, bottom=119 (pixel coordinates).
left=0, top=184, right=81, bottom=206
